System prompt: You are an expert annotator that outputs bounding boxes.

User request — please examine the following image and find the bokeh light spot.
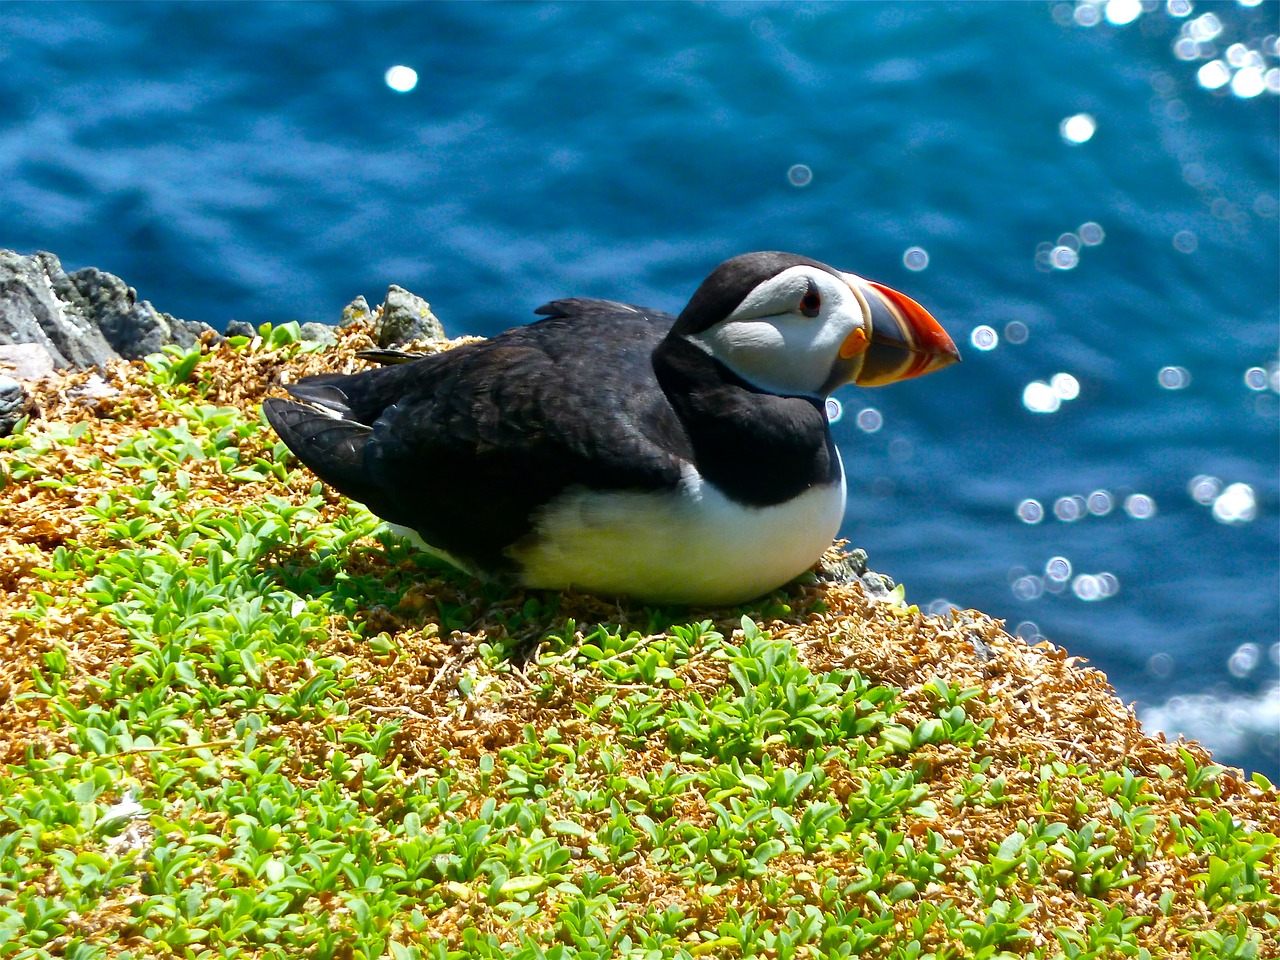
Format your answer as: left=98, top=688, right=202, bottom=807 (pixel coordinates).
left=1212, top=482, right=1256, bottom=525
left=1189, top=474, right=1222, bottom=505
left=1051, top=245, right=1080, bottom=269
left=856, top=407, right=883, bottom=433
left=1189, top=12, right=1222, bottom=42
left=1105, top=0, right=1142, bottom=25
left=1074, top=2, right=1102, bottom=26
left=787, top=164, right=813, bottom=187
left=384, top=65, right=419, bottom=93
left=1023, top=381, right=1061, bottom=413
left=1054, top=495, right=1088, bottom=522
left=903, top=246, right=929, bottom=271
left=825, top=397, right=843, bottom=423
left=1060, top=113, right=1097, bottom=144
left=1228, top=643, right=1262, bottom=678
left=1004, top=321, right=1029, bottom=344
left=1147, top=652, right=1175, bottom=678
left=1197, top=59, right=1231, bottom=89
left=1124, top=493, right=1157, bottom=519
left=1087, top=489, right=1114, bottom=515
left=1231, top=66, right=1266, bottom=98
left=1017, top=499, right=1045, bottom=524
left=1072, top=574, right=1103, bottom=600
left=1051, top=373, right=1080, bottom=399
left=1012, top=575, right=1044, bottom=601
left=1078, top=221, right=1105, bottom=245
left=1045, top=556, right=1073, bottom=582
left=1158, top=365, right=1191, bottom=389
left=970, top=325, right=998, bottom=351
left=1173, top=230, right=1198, bottom=253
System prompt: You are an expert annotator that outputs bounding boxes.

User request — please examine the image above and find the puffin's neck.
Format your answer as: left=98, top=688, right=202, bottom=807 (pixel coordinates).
left=652, top=335, right=840, bottom=507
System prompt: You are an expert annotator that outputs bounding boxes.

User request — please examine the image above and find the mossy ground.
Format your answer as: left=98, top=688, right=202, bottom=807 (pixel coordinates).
left=1, top=324, right=1277, bottom=960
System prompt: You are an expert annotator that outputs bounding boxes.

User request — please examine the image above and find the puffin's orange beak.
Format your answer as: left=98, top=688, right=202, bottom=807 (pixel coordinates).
left=842, top=277, right=961, bottom=387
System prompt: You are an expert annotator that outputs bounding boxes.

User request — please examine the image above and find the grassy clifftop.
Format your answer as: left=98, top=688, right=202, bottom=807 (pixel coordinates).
left=1, top=324, right=1277, bottom=959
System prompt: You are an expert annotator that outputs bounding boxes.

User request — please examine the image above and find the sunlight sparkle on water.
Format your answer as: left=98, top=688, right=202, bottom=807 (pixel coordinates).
left=1212, top=482, right=1256, bottom=524
left=1198, top=59, right=1232, bottom=88
left=1004, top=321, right=1029, bottom=344
left=970, top=325, right=998, bottom=351
left=903, top=246, right=929, bottom=271
left=1087, top=490, right=1114, bottom=515
left=1105, top=0, right=1142, bottom=26
left=1012, top=575, right=1044, bottom=600
left=787, top=164, right=813, bottom=187
left=384, top=65, right=418, bottom=93
left=824, top=397, right=842, bottom=423
left=1231, top=66, right=1266, bottom=97
left=1051, top=246, right=1079, bottom=270
left=1173, top=230, right=1198, bottom=253
left=1158, top=365, right=1191, bottom=389
left=1189, top=474, right=1222, bottom=505
left=856, top=408, right=883, bottom=433
left=1189, top=12, right=1223, bottom=41
left=1045, top=556, right=1072, bottom=582
left=1073, top=573, right=1119, bottom=601
left=1060, top=113, right=1097, bottom=144
left=1074, top=2, right=1103, bottom=27
left=1124, top=493, right=1157, bottom=519
left=1023, top=381, right=1060, bottom=413
left=1017, top=499, right=1045, bottom=524
left=1054, top=495, right=1089, bottom=522
left=1147, top=652, right=1174, bottom=678
left=1078, top=221, right=1105, bottom=245
left=1051, top=373, right=1080, bottom=400
left=1228, top=643, right=1263, bottom=678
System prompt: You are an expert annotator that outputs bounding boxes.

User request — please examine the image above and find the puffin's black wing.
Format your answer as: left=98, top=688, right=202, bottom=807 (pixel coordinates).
left=263, top=299, right=691, bottom=573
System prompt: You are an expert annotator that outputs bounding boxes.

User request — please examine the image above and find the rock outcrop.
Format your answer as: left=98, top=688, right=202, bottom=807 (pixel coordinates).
left=0, top=248, right=447, bottom=437
left=0, top=250, right=218, bottom=371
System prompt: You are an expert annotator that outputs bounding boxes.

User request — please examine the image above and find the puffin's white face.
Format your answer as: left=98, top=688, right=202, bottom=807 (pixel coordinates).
left=687, top=265, right=870, bottom=397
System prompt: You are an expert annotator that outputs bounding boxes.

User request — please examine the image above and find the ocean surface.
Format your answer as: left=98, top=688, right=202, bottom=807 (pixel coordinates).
left=1, top=1, right=1276, bottom=776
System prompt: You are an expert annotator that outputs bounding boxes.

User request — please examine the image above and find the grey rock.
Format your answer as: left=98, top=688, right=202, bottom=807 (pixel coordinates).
left=376, top=284, right=444, bottom=348
left=970, top=635, right=997, bottom=663
left=62, top=266, right=216, bottom=360
left=225, top=320, right=257, bottom=339
left=859, top=571, right=896, bottom=601
left=340, top=295, right=372, bottom=329
left=815, top=547, right=870, bottom=585
left=0, top=343, right=57, bottom=381
left=0, top=249, right=221, bottom=371
left=299, top=322, right=336, bottom=346
left=0, top=374, right=30, bottom=437
left=0, top=250, right=118, bottom=369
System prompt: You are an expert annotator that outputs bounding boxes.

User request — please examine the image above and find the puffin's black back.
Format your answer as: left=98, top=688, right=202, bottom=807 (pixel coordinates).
left=266, top=299, right=692, bottom=573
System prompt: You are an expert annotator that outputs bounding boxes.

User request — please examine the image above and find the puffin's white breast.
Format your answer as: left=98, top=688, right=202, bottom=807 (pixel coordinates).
left=509, top=458, right=846, bottom=605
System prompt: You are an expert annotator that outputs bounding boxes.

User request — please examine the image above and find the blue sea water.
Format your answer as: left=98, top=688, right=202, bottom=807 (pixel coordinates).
left=1, top=1, right=1276, bottom=775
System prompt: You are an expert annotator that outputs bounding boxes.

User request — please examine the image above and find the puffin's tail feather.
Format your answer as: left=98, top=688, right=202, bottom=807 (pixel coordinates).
left=263, top=397, right=384, bottom=509
left=280, top=375, right=356, bottom=417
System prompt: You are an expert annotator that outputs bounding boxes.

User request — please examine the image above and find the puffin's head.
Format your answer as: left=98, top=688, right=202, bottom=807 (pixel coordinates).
left=670, top=251, right=960, bottom=397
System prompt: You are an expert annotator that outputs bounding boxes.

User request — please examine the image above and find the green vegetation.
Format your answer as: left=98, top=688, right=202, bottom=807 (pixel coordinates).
left=1, top=325, right=1276, bottom=959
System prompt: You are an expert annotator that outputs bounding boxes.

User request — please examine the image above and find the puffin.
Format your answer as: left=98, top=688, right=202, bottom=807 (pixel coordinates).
left=264, top=251, right=960, bottom=604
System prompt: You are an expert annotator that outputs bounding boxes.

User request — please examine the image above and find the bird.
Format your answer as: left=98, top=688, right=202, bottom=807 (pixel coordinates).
left=263, top=251, right=960, bottom=605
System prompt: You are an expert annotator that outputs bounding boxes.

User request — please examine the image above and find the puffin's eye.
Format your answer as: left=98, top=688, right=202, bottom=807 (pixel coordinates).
left=799, top=280, right=822, bottom=318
